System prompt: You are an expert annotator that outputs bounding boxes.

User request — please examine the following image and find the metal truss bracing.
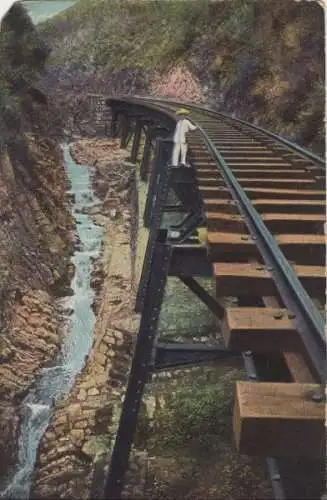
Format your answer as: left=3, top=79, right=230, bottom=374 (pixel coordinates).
left=153, top=342, right=235, bottom=370
left=130, top=120, right=142, bottom=163
left=102, top=107, right=237, bottom=499
left=143, top=138, right=173, bottom=227
left=103, top=233, right=172, bottom=499
left=99, top=95, right=327, bottom=499
left=135, top=139, right=173, bottom=312
left=140, top=126, right=170, bottom=181
left=179, top=276, right=225, bottom=319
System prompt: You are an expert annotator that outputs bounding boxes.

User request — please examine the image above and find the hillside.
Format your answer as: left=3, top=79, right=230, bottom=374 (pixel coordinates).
left=1, top=2, right=322, bottom=498
left=39, top=0, right=325, bottom=155
left=0, top=3, right=74, bottom=484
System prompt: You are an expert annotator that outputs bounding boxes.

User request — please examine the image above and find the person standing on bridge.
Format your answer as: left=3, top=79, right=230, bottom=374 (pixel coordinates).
left=172, top=108, right=197, bottom=167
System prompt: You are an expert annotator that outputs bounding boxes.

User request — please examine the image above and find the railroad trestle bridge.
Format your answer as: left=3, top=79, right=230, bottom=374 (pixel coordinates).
left=86, top=95, right=325, bottom=500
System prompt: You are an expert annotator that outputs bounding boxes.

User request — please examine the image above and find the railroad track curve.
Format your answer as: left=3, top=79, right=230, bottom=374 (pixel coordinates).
left=97, top=95, right=326, bottom=500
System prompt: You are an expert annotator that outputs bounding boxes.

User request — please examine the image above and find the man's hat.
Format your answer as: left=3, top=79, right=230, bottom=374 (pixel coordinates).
left=176, top=108, right=190, bottom=116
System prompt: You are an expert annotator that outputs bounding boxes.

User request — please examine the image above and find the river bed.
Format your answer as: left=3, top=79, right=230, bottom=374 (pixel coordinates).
left=1, top=145, right=104, bottom=499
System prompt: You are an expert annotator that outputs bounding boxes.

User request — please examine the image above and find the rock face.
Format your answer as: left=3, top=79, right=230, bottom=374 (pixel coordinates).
left=39, top=67, right=152, bottom=139
left=40, top=0, right=324, bottom=154
left=31, top=139, right=140, bottom=499
left=151, top=63, right=204, bottom=103
left=0, top=136, right=75, bottom=483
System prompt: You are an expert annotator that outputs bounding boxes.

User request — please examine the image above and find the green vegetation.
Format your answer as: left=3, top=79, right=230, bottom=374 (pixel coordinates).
left=147, top=367, right=240, bottom=452
left=40, top=0, right=324, bottom=154
left=39, top=0, right=249, bottom=70
left=0, top=2, right=50, bottom=150
left=136, top=366, right=272, bottom=499
left=39, top=0, right=324, bottom=74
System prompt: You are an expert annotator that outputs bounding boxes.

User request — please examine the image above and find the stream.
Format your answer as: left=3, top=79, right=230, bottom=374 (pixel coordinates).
left=1, top=144, right=104, bottom=499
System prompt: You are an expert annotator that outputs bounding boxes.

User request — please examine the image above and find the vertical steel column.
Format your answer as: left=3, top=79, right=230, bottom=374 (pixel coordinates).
left=143, top=139, right=162, bottom=227
left=103, top=232, right=172, bottom=500
left=130, top=121, right=142, bottom=163
left=117, top=113, right=124, bottom=136
left=120, top=114, right=130, bottom=149
left=148, top=138, right=173, bottom=226
left=143, top=137, right=173, bottom=227
left=125, top=123, right=134, bottom=147
left=110, top=108, right=119, bottom=138
left=140, top=126, right=154, bottom=181
left=136, top=139, right=173, bottom=312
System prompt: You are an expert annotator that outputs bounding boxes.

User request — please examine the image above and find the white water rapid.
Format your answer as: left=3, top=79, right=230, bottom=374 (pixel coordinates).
left=1, top=144, right=104, bottom=499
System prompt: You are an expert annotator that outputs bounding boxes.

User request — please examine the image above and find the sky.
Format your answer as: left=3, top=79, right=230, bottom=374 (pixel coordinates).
left=0, top=0, right=17, bottom=24
left=0, top=0, right=325, bottom=24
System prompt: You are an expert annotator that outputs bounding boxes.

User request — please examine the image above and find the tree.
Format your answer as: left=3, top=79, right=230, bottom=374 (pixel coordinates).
left=0, top=2, right=50, bottom=149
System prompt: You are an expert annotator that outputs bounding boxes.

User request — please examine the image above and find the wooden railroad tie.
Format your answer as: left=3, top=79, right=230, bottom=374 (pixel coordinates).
left=222, top=307, right=310, bottom=353
left=110, top=96, right=326, bottom=479
left=206, top=231, right=325, bottom=265
left=214, top=262, right=325, bottom=298
left=233, top=381, right=325, bottom=459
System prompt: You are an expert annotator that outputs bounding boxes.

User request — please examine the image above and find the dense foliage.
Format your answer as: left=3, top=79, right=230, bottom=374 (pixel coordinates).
left=0, top=2, right=50, bottom=150
left=40, top=0, right=325, bottom=154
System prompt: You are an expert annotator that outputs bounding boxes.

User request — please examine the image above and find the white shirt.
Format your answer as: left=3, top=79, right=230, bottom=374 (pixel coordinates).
left=173, top=119, right=197, bottom=144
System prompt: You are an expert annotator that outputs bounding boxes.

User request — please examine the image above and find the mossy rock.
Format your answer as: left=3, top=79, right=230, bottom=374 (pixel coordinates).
left=82, top=434, right=112, bottom=463
left=146, top=367, right=242, bottom=454
left=138, top=365, right=272, bottom=498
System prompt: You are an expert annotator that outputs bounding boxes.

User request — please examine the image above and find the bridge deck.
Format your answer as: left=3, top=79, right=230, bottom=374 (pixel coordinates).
left=94, top=94, right=325, bottom=500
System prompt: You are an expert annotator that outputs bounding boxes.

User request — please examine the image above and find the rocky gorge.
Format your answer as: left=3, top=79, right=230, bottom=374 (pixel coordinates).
left=30, top=138, right=142, bottom=499
left=1, top=132, right=143, bottom=498
left=1, top=1, right=324, bottom=498
left=0, top=136, right=75, bottom=488
left=0, top=4, right=144, bottom=497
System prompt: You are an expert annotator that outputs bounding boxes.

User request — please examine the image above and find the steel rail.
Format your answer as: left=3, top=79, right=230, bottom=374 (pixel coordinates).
left=104, top=96, right=324, bottom=498
left=106, top=96, right=326, bottom=384
left=197, top=122, right=326, bottom=384
left=134, top=95, right=325, bottom=166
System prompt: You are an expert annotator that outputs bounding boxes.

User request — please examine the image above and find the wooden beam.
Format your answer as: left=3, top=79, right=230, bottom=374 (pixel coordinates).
left=221, top=307, right=300, bottom=353
left=199, top=185, right=230, bottom=199
left=196, top=177, right=225, bottom=186
left=245, top=187, right=325, bottom=200
left=261, top=296, right=317, bottom=383
left=225, top=161, right=292, bottom=168
left=227, top=178, right=316, bottom=189
left=283, top=352, right=316, bottom=383
left=207, top=232, right=259, bottom=261
left=252, top=199, right=325, bottom=214
left=214, top=262, right=325, bottom=298
left=205, top=212, right=245, bottom=232
left=276, top=234, right=325, bottom=265
left=261, top=213, right=325, bottom=234
left=230, top=168, right=309, bottom=179
left=215, top=263, right=276, bottom=296
left=203, top=198, right=238, bottom=214
left=233, top=382, right=325, bottom=458
left=208, top=231, right=325, bottom=264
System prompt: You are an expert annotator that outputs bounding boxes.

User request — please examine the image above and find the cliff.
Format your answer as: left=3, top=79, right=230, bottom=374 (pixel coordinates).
left=0, top=3, right=75, bottom=484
